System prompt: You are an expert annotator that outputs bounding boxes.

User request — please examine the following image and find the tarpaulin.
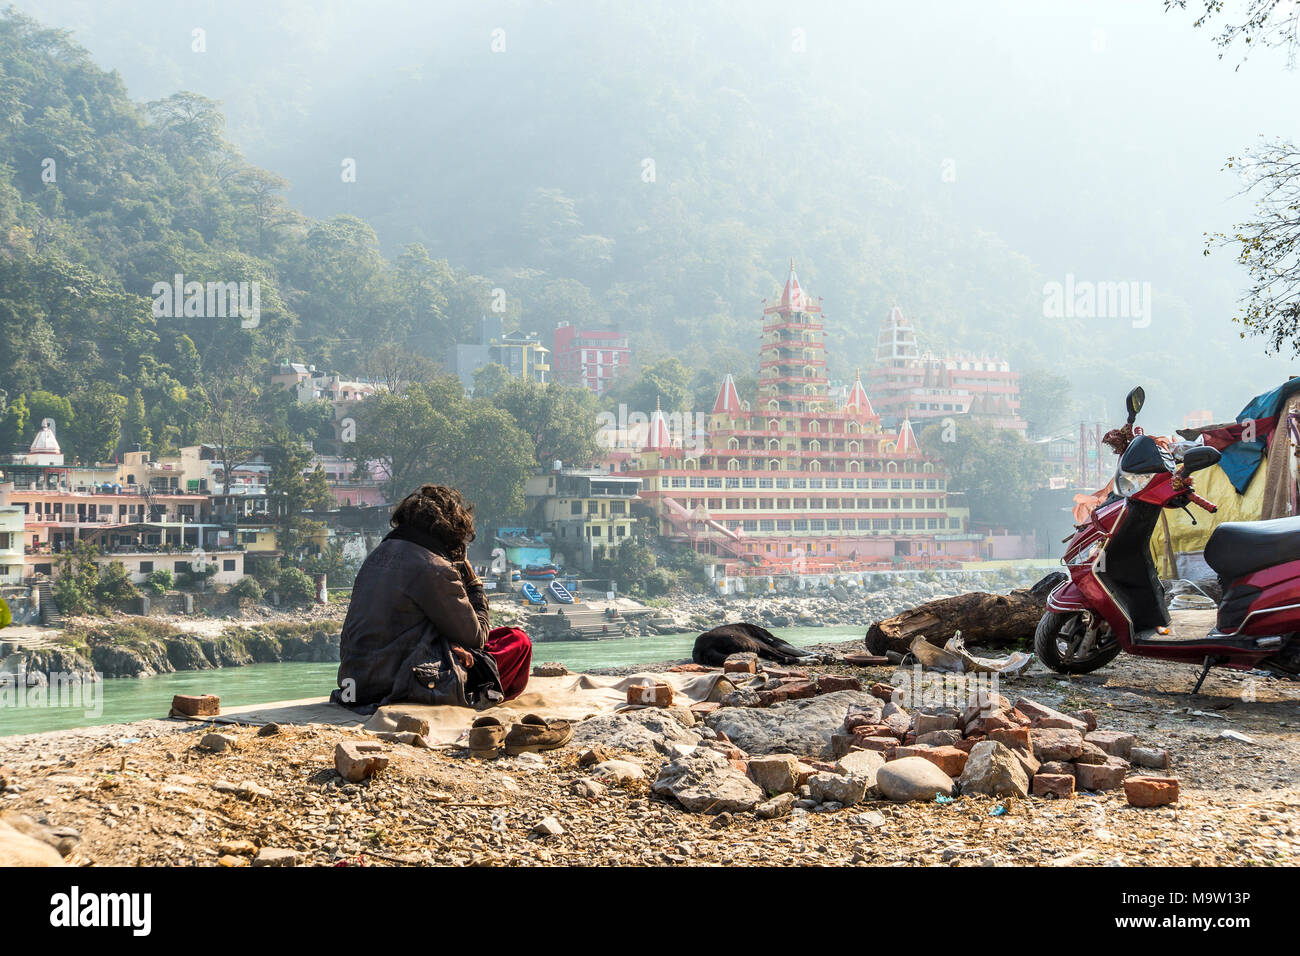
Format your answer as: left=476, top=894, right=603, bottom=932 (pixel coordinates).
left=1149, top=453, right=1268, bottom=578
left=1191, top=378, right=1300, bottom=492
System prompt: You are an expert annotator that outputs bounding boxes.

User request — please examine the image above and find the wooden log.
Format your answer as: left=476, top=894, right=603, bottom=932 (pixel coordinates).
left=865, top=572, right=1064, bottom=655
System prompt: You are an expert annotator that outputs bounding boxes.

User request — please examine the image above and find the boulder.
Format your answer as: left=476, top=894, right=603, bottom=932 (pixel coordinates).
left=747, top=754, right=801, bottom=795
left=834, top=749, right=887, bottom=789
left=705, top=690, right=883, bottom=758
left=876, top=756, right=956, bottom=802
left=808, top=772, right=867, bottom=807
left=958, top=741, right=1031, bottom=798
left=570, top=709, right=701, bottom=754
left=199, top=732, right=237, bottom=753
left=652, top=749, right=764, bottom=814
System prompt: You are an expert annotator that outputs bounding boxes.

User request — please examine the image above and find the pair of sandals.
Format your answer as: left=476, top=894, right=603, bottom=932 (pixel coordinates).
left=468, top=713, right=573, bottom=757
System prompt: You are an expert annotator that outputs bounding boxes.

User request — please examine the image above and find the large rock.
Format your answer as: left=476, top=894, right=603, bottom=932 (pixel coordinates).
left=958, top=741, right=1031, bottom=798
left=706, top=691, right=883, bottom=758
left=876, top=756, right=956, bottom=802
left=808, top=772, right=867, bottom=807
left=834, top=749, right=887, bottom=790
left=652, top=749, right=764, bottom=814
left=747, top=754, right=801, bottom=795
left=570, top=709, right=701, bottom=754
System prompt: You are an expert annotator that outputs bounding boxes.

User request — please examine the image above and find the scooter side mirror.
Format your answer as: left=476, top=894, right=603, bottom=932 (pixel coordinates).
left=1125, top=386, right=1145, bottom=425
left=1181, top=445, right=1221, bottom=474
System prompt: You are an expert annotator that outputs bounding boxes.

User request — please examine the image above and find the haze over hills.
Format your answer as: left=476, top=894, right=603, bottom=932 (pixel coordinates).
left=9, top=0, right=1300, bottom=430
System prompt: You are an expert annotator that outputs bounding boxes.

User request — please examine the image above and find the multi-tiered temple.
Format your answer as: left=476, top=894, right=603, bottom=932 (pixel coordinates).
left=628, top=263, right=979, bottom=576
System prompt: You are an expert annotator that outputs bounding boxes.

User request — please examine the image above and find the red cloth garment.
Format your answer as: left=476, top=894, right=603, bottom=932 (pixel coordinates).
left=485, top=626, right=532, bottom=700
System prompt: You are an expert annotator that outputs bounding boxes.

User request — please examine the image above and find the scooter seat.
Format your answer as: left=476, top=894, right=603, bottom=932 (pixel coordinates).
left=1204, top=515, right=1300, bottom=583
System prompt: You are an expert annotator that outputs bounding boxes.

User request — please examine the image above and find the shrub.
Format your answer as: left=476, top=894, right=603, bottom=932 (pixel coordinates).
left=229, top=576, right=264, bottom=602
left=642, top=567, right=676, bottom=597
left=94, top=561, right=139, bottom=608
left=277, top=567, right=316, bottom=605
left=145, top=569, right=174, bottom=596
left=0, top=598, right=10, bottom=629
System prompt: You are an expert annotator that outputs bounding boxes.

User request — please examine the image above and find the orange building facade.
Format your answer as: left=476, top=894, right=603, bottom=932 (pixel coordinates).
left=623, top=264, right=982, bottom=576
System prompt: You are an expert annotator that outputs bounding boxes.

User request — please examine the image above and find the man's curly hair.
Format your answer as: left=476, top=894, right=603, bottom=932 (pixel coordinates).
left=391, top=484, right=476, bottom=560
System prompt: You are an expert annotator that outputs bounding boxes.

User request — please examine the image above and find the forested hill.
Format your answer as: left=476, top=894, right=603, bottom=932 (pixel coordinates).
left=0, top=11, right=512, bottom=461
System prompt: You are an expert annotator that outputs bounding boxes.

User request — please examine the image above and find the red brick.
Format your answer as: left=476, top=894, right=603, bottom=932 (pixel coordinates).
left=869, top=682, right=897, bottom=702
left=844, top=713, right=877, bottom=733
left=1124, top=776, right=1179, bottom=808
left=954, top=735, right=984, bottom=754
left=335, top=741, right=388, bottom=783
left=723, top=658, right=757, bottom=674
left=855, top=736, right=898, bottom=760
left=627, top=681, right=673, bottom=707
left=1070, top=709, right=1099, bottom=732
left=912, top=745, right=968, bottom=777
left=815, top=675, right=862, bottom=694
left=1075, top=756, right=1129, bottom=791
left=689, top=701, right=721, bottom=717
left=171, top=694, right=220, bottom=717
left=1032, top=773, right=1076, bottom=798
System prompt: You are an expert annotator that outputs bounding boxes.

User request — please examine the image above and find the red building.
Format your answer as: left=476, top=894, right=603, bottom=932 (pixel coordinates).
left=552, top=322, right=631, bottom=396
left=867, top=307, right=1026, bottom=435
left=623, top=263, right=980, bottom=577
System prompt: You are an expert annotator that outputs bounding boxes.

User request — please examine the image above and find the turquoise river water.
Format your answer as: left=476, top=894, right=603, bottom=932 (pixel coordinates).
left=0, top=626, right=862, bottom=737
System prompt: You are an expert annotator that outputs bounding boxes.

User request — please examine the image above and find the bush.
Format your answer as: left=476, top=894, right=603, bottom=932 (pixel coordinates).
left=229, top=576, right=264, bottom=602
left=276, top=567, right=316, bottom=605
left=642, top=567, right=676, bottom=597
left=94, top=561, right=139, bottom=608
left=145, top=569, right=174, bottom=596
left=0, top=598, right=10, bottom=629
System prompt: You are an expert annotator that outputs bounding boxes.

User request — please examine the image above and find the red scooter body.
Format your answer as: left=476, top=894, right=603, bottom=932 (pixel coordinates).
left=1044, top=415, right=1299, bottom=677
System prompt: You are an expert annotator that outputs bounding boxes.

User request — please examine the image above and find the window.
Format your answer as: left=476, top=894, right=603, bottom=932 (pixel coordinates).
left=140, top=561, right=154, bottom=573
left=616, top=525, right=626, bottom=537
left=570, top=501, right=582, bottom=515
left=223, top=559, right=236, bottom=571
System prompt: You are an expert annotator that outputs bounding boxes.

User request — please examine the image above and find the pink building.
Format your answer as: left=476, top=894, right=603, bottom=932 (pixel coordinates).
left=552, top=323, right=631, bottom=396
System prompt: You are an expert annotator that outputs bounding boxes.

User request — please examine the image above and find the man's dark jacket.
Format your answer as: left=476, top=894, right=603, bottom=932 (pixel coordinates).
left=334, top=526, right=499, bottom=710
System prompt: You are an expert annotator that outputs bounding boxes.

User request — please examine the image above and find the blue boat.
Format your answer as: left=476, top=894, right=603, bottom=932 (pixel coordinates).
left=547, top=579, right=575, bottom=604
left=520, top=582, right=546, bottom=605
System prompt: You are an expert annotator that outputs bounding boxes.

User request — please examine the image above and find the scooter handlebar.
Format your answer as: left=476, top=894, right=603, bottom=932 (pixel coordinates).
left=1187, top=491, right=1217, bottom=514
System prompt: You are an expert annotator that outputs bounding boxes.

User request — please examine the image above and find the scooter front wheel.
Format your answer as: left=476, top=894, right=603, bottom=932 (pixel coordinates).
left=1034, top=611, right=1120, bottom=674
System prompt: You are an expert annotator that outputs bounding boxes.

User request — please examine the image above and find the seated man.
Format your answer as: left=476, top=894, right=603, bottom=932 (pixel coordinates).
left=335, top=484, right=531, bottom=710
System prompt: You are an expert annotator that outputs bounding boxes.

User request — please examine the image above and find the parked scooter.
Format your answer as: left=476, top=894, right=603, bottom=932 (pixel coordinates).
left=1037, top=386, right=1300, bottom=690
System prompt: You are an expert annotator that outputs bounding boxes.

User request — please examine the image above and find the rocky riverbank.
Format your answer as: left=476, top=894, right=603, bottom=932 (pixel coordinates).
left=1, top=642, right=1295, bottom=867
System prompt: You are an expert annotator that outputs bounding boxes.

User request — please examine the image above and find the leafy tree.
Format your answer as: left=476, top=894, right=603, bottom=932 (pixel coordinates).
left=472, top=362, right=513, bottom=399
left=94, top=561, right=139, bottom=607
left=266, top=432, right=333, bottom=563
left=919, top=419, right=1048, bottom=532
left=195, top=369, right=268, bottom=493
left=277, top=566, right=316, bottom=605
left=491, top=379, right=602, bottom=468
left=608, top=357, right=694, bottom=415
left=1166, top=1, right=1300, bottom=65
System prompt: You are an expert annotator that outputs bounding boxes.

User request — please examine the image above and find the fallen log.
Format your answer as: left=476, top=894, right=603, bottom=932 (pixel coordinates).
left=864, top=572, right=1064, bottom=655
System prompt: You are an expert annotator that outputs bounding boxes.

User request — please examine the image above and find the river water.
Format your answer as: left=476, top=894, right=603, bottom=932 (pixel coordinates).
left=0, top=626, right=862, bottom=737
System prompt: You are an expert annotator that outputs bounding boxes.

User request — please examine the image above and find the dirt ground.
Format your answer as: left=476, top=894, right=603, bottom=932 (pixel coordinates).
left=1, top=641, right=1297, bottom=867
